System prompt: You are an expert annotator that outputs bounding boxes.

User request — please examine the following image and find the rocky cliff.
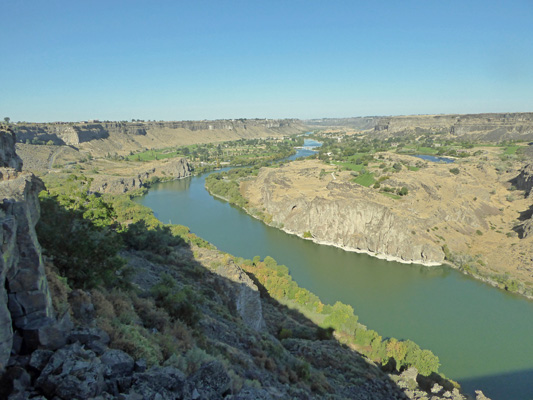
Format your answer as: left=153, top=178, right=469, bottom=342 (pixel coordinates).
left=306, top=112, right=533, bottom=142
left=0, top=128, right=54, bottom=370
left=92, top=157, right=193, bottom=194
left=13, top=119, right=307, bottom=156
left=245, top=161, right=445, bottom=265
left=511, top=164, right=533, bottom=197
left=242, top=156, right=526, bottom=276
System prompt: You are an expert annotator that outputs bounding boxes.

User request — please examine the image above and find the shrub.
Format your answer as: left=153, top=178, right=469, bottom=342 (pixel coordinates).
left=123, top=220, right=185, bottom=254
left=150, top=274, right=202, bottom=326
left=279, top=328, right=293, bottom=340
left=449, top=167, right=460, bottom=175
left=111, top=323, right=163, bottom=366
left=397, top=187, right=409, bottom=196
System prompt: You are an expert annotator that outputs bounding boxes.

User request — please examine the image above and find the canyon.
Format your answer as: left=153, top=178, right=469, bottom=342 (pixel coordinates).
left=0, top=124, right=478, bottom=398
left=306, top=112, right=533, bottom=142
left=12, top=119, right=306, bottom=156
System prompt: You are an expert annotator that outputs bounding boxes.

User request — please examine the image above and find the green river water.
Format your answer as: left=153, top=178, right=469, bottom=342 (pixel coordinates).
left=136, top=149, right=533, bottom=399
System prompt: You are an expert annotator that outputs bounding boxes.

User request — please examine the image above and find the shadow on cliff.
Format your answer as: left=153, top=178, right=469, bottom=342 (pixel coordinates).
left=31, top=194, right=450, bottom=398
left=459, top=368, right=533, bottom=400
left=511, top=204, right=533, bottom=238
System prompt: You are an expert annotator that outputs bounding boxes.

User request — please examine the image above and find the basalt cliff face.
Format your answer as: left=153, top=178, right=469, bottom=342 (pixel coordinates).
left=245, top=161, right=445, bottom=265
left=242, top=156, right=528, bottom=277
left=307, top=112, right=533, bottom=142
left=92, top=157, right=193, bottom=194
left=269, top=189, right=443, bottom=264
left=512, top=163, right=533, bottom=197
left=0, top=128, right=54, bottom=369
left=13, top=119, right=306, bottom=156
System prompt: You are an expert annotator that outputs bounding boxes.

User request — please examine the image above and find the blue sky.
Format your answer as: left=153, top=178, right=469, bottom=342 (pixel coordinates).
left=1, top=0, right=532, bottom=122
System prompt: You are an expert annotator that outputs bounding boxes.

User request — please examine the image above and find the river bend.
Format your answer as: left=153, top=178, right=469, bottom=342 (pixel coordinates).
left=136, top=147, right=533, bottom=399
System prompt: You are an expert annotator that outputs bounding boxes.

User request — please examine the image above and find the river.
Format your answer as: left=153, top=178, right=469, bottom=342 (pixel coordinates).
left=135, top=143, right=533, bottom=399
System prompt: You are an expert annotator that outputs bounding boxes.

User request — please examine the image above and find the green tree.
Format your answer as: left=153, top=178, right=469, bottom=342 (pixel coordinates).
left=3, top=117, right=10, bottom=124
left=397, top=187, right=409, bottom=196
left=37, top=194, right=127, bottom=289
left=323, top=301, right=358, bottom=335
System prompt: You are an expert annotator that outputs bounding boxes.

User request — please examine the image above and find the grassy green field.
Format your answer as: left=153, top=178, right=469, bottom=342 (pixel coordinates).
left=504, top=145, right=520, bottom=155
left=333, top=161, right=365, bottom=172
left=126, top=147, right=193, bottom=161
left=380, top=192, right=401, bottom=200
left=352, top=172, right=375, bottom=187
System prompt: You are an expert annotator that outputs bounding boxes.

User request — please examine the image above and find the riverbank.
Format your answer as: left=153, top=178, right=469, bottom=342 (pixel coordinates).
left=209, top=177, right=533, bottom=303
left=235, top=155, right=533, bottom=299
left=141, top=163, right=533, bottom=399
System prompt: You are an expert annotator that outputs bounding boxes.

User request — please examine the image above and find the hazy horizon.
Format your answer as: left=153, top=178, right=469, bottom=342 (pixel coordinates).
left=6, top=110, right=533, bottom=125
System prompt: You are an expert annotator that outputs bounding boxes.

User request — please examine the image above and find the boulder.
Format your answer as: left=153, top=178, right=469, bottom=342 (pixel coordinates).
left=475, top=390, right=491, bottom=400
left=134, top=358, right=147, bottom=373
left=22, top=316, right=67, bottom=352
left=400, top=367, right=419, bottom=383
left=215, top=261, right=265, bottom=331
left=101, top=349, right=135, bottom=378
left=184, top=360, right=231, bottom=399
left=68, top=326, right=110, bottom=346
left=130, top=366, right=186, bottom=400
left=28, top=349, right=53, bottom=371
left=35, top=343, right=106, bottom=399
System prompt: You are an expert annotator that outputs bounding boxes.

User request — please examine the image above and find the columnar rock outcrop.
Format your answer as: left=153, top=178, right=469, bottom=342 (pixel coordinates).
left=0, top=128, right=54, bottom=370
left=213, top=261, right=266, bottom=331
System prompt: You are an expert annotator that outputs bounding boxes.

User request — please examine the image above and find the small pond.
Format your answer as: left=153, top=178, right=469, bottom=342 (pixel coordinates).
left=413, top=154, right=455, bottom=163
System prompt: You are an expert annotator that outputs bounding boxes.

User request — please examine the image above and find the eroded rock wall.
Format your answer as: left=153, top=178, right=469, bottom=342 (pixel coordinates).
left=307, top=112, right=533, bottom=142
left=0, top=128, right=54, bottom=370
left=12, top=119, right=306, bottom=154
left=512, top=164, right=533, bottom=197
left=254, top=174, right=444, bottom=264
left=92, top=157, right=193, bottom=194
